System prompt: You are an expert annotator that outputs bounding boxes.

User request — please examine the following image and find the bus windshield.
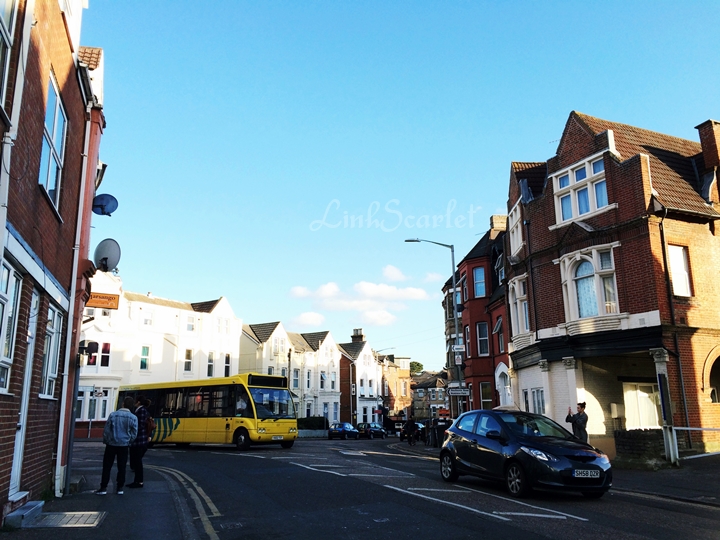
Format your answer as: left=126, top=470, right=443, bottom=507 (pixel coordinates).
left=249, top=387, right=296, bottom=420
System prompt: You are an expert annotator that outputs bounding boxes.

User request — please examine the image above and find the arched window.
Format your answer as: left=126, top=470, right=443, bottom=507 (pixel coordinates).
left=574, top=260, right=598, bottom=318
left=710, top=359, right=720, bottom=403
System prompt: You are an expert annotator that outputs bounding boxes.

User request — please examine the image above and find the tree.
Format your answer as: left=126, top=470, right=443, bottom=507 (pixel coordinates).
left=409, top=361, right=424, bottom=375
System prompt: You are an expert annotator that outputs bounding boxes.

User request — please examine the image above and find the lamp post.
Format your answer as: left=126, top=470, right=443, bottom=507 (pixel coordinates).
left=405, top=238, right=464, bottom=416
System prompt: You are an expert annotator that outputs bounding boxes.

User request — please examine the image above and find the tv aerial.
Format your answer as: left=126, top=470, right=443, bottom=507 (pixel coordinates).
left=93, top=238, right=121, bottom=272
left=92, top=193, right=119, bottom=216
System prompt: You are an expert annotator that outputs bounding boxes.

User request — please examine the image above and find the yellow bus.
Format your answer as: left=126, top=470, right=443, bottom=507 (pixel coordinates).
left=117, top=373, right=298, bottom=450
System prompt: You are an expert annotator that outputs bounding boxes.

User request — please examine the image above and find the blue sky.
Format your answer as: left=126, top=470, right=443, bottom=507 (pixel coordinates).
left=81, top=1, right=720, bottom=371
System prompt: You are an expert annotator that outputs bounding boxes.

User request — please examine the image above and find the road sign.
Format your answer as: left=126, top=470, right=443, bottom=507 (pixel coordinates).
left=78, top=385, right=95, bottom=392
left=452, top=344, right=465, bottom=352
left=454, top=354, right=463, bottom=365
left=447, top=388, right=470, bottom=396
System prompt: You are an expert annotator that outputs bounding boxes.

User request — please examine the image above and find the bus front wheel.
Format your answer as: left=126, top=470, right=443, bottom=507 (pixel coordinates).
left=235, top=429, right=251, bottom=451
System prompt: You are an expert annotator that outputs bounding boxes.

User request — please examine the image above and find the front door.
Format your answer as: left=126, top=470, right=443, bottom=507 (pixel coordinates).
left=9, top=290, right=39, bottom=496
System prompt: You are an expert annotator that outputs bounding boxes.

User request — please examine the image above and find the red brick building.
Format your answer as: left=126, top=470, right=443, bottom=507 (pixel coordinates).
left=0, top=1, right=105, bottom=522
left=505, top=111, right=720, bottom=458
left=456, top=215, right=510, bottom=411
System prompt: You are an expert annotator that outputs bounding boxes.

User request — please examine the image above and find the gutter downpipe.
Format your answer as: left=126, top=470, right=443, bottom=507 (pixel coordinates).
left=658, top=206, right=692, bottom=449
left=56, top=62, right=95, bottom=495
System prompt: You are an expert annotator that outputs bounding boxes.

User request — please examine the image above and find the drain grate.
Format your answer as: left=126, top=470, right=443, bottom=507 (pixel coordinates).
left=25, top=511, right=107, bottom=528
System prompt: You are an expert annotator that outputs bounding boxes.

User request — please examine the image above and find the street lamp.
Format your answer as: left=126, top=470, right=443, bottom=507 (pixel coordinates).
left=405, top=238, right=464, bottom=415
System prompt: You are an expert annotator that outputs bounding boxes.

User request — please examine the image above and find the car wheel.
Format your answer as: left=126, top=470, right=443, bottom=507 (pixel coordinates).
left=382, top=432, right=387, bottom=439
left=505, top=462, right=529, bottom=498
left=440, top=452, right=459, bottom=482
left=235, top=428, right=251, bottom=451
left=582, top=491, right=605, bottom=499
left=342, top=433, right=348, bottom=440
left=369, top=432, right=374, bottom=439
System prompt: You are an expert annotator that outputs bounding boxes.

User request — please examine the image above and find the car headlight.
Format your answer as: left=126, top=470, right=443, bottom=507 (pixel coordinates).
left=521, top=446, right=559, bottom=462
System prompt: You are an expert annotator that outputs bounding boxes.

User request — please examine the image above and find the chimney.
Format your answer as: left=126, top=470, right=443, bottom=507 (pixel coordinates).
left=695, top=120, right=720, bottom=169
left=489, top=214, right=507, bottom=232
left=352, top=328, right=365, bottom=342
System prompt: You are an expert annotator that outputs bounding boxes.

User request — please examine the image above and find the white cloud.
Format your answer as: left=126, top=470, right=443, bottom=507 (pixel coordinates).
left=290, top=286, right=312, bottom=298
left=383, top=264, right=407, bottom=282
left=353, top=281, right=428, bottom=300
left=316, top=282, right=340, bottom=298
left=361, top=310, right=397, bottom=326
left=293, top=311, right=325, bottom=327
left=424, top=272, right=444, bottom=283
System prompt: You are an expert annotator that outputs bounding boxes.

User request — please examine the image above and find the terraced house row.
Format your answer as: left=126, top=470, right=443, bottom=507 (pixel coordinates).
left=450, top=112, right=720, bottom=459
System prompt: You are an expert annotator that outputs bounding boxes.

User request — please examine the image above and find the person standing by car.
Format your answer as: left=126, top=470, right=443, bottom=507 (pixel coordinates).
left=128, top=395, right=151, bottom=488
left=566, top=402, right=589, bottom=443
left=404, top=417, right=418, bottom=446
left=96, top=396, right=138, bottom=495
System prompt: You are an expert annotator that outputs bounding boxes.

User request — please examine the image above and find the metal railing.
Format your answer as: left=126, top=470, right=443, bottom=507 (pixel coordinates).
left=665, top=426, right=720, bottom=465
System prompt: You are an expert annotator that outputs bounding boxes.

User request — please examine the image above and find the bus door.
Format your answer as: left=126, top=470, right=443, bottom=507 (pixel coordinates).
left=184, top=387, right=210, bottom=443
left=206, top=385, right=237, bottom=444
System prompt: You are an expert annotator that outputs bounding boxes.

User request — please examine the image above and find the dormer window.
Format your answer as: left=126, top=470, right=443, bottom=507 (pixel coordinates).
left=554, top=156, right=610, bottom=225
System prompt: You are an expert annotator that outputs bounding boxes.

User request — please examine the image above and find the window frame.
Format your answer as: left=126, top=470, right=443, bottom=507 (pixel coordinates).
left=476, top=322, right=489, bottom=356
left=37, top=72, right=67, bottom=209
left=508, top=199, right=523, bottom=255
left=207, top=351, right=214, bottom=377
left=0, top=262, right=21, bottom=392
left=184, top=349, right=193, bottom=372
left=40, top=305, right=63, bottom=398
left=552, top=155, right=610, bottom=225
left=140, top=345, right=150, bottom=371
left=668, top=245, right=692, bottom=297
left=473, top=266, right=486, bottom=298
left=558, top=244, right=619, bottom=321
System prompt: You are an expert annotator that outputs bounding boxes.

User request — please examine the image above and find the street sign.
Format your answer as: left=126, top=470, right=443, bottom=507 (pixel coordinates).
left=447, top=388, right=470, bottom=396
left=454, top=354, right=463, bottom=365
left=452, top=345, right=465, bottom=352
left=78, top=385, right=95, bottom=392
left=86, top=292, right=120, bottom=310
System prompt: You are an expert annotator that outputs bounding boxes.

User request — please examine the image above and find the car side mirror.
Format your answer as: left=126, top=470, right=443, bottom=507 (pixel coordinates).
left=486, top=430, right=503, bottom=441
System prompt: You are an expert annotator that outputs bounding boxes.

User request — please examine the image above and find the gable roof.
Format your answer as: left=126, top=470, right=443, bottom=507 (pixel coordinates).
left=287, top=332, right=311, bottom=353
left=301, top=331, right=329, bottom=351
left=190, top=299, right=222, bottom=313
left=569, top=111, right=720, bottom=219
left=338, top=341, right=366, bottom=360
left=124, top=292, right=192, bottom=310
left=511, top=161, right=547, bottom=200
left=247, top=322, right=281, bottom=344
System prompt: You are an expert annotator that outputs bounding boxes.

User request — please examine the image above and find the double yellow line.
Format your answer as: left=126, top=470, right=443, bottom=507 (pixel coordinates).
left=148, top=465, right=221, bottom=540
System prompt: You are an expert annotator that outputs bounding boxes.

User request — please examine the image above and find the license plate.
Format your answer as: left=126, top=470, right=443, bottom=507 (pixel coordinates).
left=573, top=469, right=600, bottom=478
left=272, top=435, right=283, bottom=440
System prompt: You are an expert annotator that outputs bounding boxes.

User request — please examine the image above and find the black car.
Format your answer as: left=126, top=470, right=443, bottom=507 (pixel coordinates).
left=356, top=422, right=387, bottom=439
left=439, top=410, right=612, bottom=498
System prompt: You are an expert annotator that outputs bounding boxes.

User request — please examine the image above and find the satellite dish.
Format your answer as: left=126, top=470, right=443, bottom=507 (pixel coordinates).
left=93, top=238, right=121, bottom=272
left=92, top=193, right=119, bottom=216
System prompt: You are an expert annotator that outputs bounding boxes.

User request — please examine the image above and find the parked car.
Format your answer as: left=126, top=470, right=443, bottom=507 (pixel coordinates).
left=328, top=422, right=359, bottom=440
left=399, top=422, right=426, bottom=443
left=439, top=410, right=612, bottom=498
left=356, top=422, right=387, bottom=439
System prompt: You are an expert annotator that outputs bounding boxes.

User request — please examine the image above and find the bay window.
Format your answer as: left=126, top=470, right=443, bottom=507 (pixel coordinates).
left=559, top=245, right=619, bottom=321
left=553, top=155, right=610, bottom=224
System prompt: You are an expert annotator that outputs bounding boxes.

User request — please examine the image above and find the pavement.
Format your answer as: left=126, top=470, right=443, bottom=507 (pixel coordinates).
left=4, top=440, right=720, bottom=538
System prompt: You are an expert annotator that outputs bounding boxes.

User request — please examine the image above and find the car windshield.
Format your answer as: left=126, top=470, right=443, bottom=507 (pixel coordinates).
left=249, top=387, right=296, bottom=420
left=499, top=412, right=572, bottom=439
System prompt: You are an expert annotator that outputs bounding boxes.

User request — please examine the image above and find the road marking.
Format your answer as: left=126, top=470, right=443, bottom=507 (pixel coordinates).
left=383, top=485, right=510, bottom=521
left=150, top=466, right=221, bottom=517
left=362, top=450, right=437, bottom=461
left=348, top=474, right=410, bottom=477
left=339, top=451, right=366, bottom=456
left=458, top=486, right=588, bottom=522
left=493, top=512, right=566, bottom=519
left=408, top=488, right=468, bottom=493
left=291, top=462, right=346, bottom=476
left=212, top=452, right=265, bottom=458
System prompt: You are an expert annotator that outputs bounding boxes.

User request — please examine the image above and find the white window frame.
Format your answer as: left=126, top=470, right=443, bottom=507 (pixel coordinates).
left=495, top=256, right=505, bottom=283
left=552, top=154, right=612, bottom=226
left=531, top=387, right=545, bottom=414
left=508, top=199, right=523, bottom=255
left=140, top=345, right=150, bottom=371
left=508, top=275, right=530, bottom=336
left=476, top=322, right=489, bottom=356
left=320, top=371, right=326, bottom=389
left=557, top=243, right=619, bottom=321
left=0, top=262, right=21, bottom=392
left=480, top=381, right=493, bottom=409
left=184, top=349, right=193, bottom=372
left=293, top=369, right=299, bottom=389
left=331, top=371, right=336, bottom=390
left=207, top=351, right=214, bottom=377
left=38, top=73, right=67, bottom=209
left=0, top=1, right=17, bottom=107
left=473, top=266, right=486, bottom=298
left=224, top=353, right=230, bottom=377
left=306, top=370, right=311, bottom=389
left=40, top=305, right=63, bottom=398
left=668, top=245, right=691, bottom=297
left=187, top=316, right=195, bottom=331
left=268, top=366, right=274, bottom=375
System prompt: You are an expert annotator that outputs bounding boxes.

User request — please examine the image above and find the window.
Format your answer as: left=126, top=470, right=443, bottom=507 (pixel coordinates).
left=331, top=372, right=336, bottom=390
left=668, top=245, right=691, bottom=297
left=431, top=389, right=437, bottom=400
left=143, top=311, right=152, bottom=326
left=623, top=383, right=661, bottom=429
left=320, top=371, right=326, bottom=389
left=306, top=370, right=311, bottom=389
left=523, top=389, right=530, bottom=412
left=268, top=366, right=274, bottom=375
left=0, top=1, right=16, bottom=105
left=306, top=403, right=312, bottom=418
left=560, top=246, right=618, bottom=320
left=333, top=402, right=339, bottom=421
left=473, top=267, right=486, bottom=297
left=509, top=277, right=530, bottom=336
left=207, top=352, right=214, bottom=377
left=362, top=407, right=368, bottom=423
left=293, top=369, right=299, bottom=389
left=446, top=289, right=461, bottom=320
left=184, top=349, right=192, bottom=372
left=402, top=381, right=407, bottom=396
left=531, top=388, right=545, bottom=414
left=360, top=378, right=365, bottom=396
left=493, top=317, right=504, bottom=353
left=476, top=322, right=489, bottom=356
left=369, top=379, right=374, bottom=397
left=553, top=157, right=609, bottom=224
left=465, top=326, right=470, bottom=357
left=273, top=336, right=285, bottom=355
left=224, top=353, right=230, bottom=377
left=38, top=74, right=67, bottom=208
left=41, top=305, right=63, bottom=397
left=508, top=200, right=523, bottom=255
left=495, top=257, right=505, bottom=283
left=100, top=343, right=110, bottom=367
left=77, top=388, right=110, bottom=421
left=187, top=316, right=195, bottom=331
left=0, top=263, right=21, bottom=391
left=480, top=382, right=493, bottom=409
left=140, top=346, right=150, bottom=371
left=462, top=273, right=468, bottom=301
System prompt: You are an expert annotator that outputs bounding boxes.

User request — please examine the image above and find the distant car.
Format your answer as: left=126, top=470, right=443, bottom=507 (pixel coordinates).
left=328, top=422, right=359, bottom=440
left=356, top=422, right=387, bottom=439
left=439, top=410, right=612, bottom=498
left=399, top=422, right=426, bottom=443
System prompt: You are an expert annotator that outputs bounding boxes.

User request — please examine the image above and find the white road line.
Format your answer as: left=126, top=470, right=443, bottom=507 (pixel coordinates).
left=291, top=462, right=346, bottom=476
left=383, top=485, right=510, bottom=521
left=348, top=474, right=410, bottom=477
left=339, top=451, right=366, bottom=456
left=408, top=488, right=468, bottom=493
left=458, top=486, right=588, bottom=522
left=494, top=512, right=566, bottom=519
left=212, top=452, right=265, bottom=458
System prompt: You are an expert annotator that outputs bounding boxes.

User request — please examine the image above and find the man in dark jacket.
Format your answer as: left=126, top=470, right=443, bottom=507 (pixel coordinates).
left=128, top=395, right=152, bottom=488
left=97, top=396, right=138, bottom=495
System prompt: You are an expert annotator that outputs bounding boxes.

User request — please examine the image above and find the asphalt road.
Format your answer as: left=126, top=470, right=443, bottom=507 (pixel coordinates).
left=12, top=439, right=720, bottom=540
